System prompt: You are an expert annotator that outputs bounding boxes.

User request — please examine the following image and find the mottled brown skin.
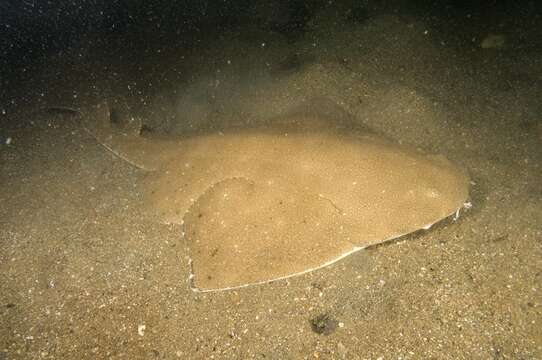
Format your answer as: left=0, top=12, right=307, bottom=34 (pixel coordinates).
left=83, top=103, right=469, bottom=291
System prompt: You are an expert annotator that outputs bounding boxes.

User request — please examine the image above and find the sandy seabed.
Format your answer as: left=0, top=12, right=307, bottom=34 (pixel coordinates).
left=1, top=8, right=541, bottom=360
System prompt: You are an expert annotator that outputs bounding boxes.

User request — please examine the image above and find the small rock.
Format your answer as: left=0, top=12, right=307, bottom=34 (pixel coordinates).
left=138, top=324, right=146, bottom=336
left=309, top=313, right=338, bottom=335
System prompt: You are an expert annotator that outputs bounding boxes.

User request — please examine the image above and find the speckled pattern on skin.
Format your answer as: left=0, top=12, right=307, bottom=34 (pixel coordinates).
left=83, top=106, right=469, bottom=291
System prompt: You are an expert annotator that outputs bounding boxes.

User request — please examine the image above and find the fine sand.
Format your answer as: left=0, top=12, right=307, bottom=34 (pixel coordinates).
left=1, top=7, right=541, bottom=360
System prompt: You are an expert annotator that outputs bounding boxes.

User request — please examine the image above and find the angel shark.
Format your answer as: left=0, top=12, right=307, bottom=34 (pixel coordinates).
left=81, top=99, right=469, bottom=292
